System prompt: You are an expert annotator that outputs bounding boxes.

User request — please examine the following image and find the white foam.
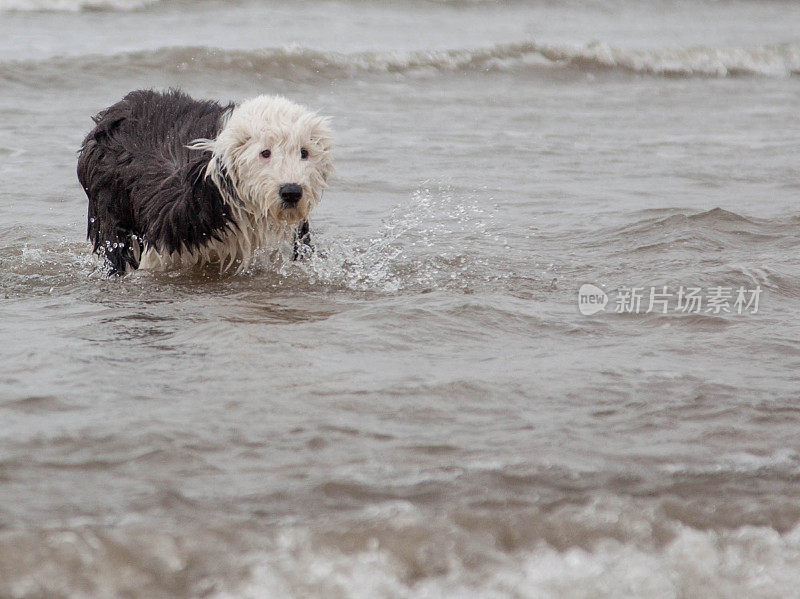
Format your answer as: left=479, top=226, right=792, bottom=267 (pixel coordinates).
left=536, top=40, right=800, bottom=78
left=660, top=449, right=800, bottom=476
left=220, top=520, right=800, bottom=599
left=0, top=0, right=160, bottom=11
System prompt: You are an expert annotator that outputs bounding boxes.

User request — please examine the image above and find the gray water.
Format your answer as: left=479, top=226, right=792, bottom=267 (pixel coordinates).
left=1, top=0, right=800, bottom=597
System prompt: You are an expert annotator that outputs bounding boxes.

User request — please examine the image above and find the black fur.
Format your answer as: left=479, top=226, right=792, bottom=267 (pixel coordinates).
left=292, top=218, right=313, bottom=261
left=77, top=89, right=236, bottom=275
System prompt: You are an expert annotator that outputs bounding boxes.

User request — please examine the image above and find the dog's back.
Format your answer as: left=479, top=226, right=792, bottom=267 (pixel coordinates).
left=78, top=89, right=234, bottom=274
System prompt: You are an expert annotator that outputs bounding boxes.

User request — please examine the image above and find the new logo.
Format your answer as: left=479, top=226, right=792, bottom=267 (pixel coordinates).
left=578, top=284, right=608, bottom=315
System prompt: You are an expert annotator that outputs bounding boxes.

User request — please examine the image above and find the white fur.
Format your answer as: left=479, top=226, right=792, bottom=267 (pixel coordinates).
left=139, top=95, right=333, bottom=273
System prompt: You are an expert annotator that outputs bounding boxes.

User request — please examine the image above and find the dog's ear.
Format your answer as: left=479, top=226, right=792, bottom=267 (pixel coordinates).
left=309, top=115, right=334, bottom=182
left=187, top=124, right=247, bottom=208
left=308, top=115, right=333, bottom=151
left=206, top=108, right=259, bottom=178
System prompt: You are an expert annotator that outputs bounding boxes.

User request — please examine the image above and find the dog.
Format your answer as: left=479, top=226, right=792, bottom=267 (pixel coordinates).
left=77, top=89, right=333, bottom=275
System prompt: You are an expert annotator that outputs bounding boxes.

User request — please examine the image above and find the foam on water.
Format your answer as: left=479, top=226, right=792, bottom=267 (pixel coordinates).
left=3, top=497, right=800, bottom=599
left=0, top=0, right=159, bottom=10
left=227, top=523, right=800, bottom=599
left=2, top=41, right=799, bottom=85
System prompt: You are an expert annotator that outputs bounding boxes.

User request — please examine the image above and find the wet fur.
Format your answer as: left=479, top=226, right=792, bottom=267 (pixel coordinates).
left=77, top=89, right=331, bottom=275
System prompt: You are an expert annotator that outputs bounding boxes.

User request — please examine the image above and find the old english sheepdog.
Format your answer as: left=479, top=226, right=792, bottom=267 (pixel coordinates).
left=77, top=89, right=333, bottom=275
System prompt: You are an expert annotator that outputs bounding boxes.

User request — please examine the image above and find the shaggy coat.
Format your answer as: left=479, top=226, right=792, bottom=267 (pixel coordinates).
left=77, top=89, right=332, bottom=274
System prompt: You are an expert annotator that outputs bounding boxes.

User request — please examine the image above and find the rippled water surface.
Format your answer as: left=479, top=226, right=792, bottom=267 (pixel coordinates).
left=1, top=0, right=799, bottom=597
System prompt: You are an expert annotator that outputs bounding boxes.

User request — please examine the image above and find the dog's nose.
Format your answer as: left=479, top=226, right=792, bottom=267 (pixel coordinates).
left=279, top=183, right=303, bottom=205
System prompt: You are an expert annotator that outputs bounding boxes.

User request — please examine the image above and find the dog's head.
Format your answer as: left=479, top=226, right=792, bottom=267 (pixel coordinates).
left=200, top=95, right=333, bottom=224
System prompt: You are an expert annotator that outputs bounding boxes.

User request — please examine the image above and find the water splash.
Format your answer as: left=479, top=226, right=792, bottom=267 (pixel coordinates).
left=274, top=185, right=505, bottom=293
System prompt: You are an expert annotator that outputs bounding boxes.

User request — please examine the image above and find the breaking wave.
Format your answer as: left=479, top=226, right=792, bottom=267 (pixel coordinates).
left=0, top=0, right=502, bottom=9
left=4, top=499, right=800, bottom=599
left=2, top=40, right=799, bottom=84
left=0, top=0, right=160, bottom=10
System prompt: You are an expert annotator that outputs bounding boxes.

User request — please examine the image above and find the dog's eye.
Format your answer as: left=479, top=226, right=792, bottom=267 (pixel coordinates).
left=300, top=148, right=309, bottom=160
left=260, top=149, right=271, bottom=159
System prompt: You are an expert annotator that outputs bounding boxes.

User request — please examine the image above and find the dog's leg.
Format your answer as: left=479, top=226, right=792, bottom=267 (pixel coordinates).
left=292, top=219, right=313, bottom=261
left=85, top=185, right=139, bottom=276
left=102, top=229, right=140, bottom=276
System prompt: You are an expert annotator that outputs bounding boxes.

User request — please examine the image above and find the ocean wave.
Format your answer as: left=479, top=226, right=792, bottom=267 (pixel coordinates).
left=4, top=498, right=800, bottom=599
left=539, top=39, right=800, bottom=78
left=226, top=515, right=800, bottom=599
left=585, top=207, right=800, bottom=257
left=2, top=40, right=799, bottom=84
left=0, top=0, right=160, bottom=10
